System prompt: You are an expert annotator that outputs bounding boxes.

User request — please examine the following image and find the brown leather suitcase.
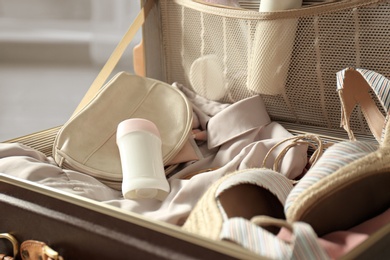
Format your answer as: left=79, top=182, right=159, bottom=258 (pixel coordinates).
left=1, top=0, right=390, bottom=259
left=0, top=174, right=255, bottom=259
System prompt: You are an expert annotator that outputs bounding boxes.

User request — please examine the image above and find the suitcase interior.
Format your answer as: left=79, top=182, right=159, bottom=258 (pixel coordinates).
left=2, top=0, right=390, bottom=259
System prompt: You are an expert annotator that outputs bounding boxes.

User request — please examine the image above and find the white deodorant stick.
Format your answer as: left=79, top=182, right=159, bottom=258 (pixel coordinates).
left=116, top=118, right=170, bottom=201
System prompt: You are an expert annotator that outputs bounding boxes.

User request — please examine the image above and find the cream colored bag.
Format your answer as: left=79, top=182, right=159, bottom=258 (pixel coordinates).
left=53, top=73, right=192, bottom=189
left=53, top=0, right=193, bottom=189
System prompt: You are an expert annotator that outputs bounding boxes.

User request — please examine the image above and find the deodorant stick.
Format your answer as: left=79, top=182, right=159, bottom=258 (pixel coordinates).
left=116, top=118, right=170, bottom=201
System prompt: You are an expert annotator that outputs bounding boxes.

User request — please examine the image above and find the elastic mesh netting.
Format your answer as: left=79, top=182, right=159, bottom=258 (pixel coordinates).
left=159, top=0, right=390, bottom=136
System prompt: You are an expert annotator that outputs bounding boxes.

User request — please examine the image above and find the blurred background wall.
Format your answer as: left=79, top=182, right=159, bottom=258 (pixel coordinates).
left=0, top=0, right=141, bottom=141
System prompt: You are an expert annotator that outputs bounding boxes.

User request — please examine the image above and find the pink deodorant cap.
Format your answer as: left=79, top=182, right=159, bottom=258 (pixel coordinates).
left=116, top=118, right=161, bottom=143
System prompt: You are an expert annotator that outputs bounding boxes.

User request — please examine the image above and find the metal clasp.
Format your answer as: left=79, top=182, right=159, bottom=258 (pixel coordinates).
left=0, top=233, right=19, bottom=258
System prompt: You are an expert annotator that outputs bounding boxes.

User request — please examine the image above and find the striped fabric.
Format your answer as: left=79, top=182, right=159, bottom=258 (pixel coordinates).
left=336, top=68, right=346, bottom=91
left=337, top=68, right=390, bottom=113
left=357, top=68, right=390, bottom=113
left=357, top=68, right=390, bottom=143
left=220, top=217, right=329, bottom=260
left=285, top=141, right=377, bottom=213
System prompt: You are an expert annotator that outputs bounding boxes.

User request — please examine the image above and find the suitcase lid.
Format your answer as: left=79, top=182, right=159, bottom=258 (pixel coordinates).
left=143, top=0, right=388, bottom=144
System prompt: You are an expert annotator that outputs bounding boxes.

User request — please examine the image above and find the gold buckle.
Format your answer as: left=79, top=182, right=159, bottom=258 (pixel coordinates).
left=0, top=233, right=19, bottom=258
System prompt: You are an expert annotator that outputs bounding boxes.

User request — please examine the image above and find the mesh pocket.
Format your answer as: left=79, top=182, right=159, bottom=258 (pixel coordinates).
left=159, top=0, right=390, bottom=136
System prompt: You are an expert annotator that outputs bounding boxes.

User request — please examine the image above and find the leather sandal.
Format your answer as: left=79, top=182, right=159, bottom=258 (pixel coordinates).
left=182, top=168, right=329, bottom=258
left=182, top=168, right=294, bottom=239
left=285, top=68, right=390, bottom=237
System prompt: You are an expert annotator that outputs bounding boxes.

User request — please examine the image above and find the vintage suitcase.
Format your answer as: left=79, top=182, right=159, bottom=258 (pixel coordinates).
left=2, top=0, right=390, bottom=259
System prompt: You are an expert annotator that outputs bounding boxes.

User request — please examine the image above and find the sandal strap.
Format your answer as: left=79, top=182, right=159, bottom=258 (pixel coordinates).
left=220, top=217, right=329, bottom=260
left=337, top=68, right=390, bottom=144
left=262, top=134, right=333, bottom=173
left=216, top=169, right=294, bottom=207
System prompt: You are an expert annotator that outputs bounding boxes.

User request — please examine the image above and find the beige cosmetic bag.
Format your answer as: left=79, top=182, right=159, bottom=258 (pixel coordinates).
left=52, top=0, right=194, bottom=190
left=53, top=73, right=193, bottom=189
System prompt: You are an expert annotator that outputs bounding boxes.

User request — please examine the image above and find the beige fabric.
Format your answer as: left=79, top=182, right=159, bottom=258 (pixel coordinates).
left=0, top=143, right=121, bottom=201
left=0, top=91, right=308, bottom=225
left=53, top=73, right=193, bottom=189
left=169, top=95, right=308, bottom=181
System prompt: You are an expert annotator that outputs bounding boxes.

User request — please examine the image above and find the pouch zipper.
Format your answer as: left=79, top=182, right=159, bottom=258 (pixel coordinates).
left=56, top=150, right=122, bottom=183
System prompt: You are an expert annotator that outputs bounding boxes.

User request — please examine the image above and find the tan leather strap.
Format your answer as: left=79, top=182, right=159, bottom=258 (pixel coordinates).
left=72, top=0, right=156, bottom=117
left=133, top=39, right=146, bottom=77
left=20, top=240, right=63, bottom=260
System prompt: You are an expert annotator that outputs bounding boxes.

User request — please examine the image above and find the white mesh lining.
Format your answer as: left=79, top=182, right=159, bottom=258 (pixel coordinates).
left=159, top=0, right=390, bottom=136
